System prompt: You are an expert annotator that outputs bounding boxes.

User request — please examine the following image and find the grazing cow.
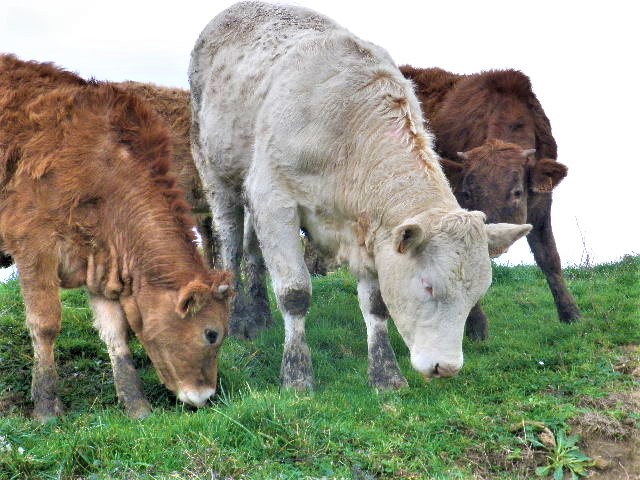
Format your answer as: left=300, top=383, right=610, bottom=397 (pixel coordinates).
left=0, top=54, right=233, bottom=420
left=400, top=66, right=581, bottom=340
left=189, top=1, right=530, bottom=390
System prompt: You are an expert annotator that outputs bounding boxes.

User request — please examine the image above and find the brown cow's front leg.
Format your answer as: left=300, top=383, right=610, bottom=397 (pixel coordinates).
left=527, top=213, right=581, bottom=323
left=89, top=294, right=151, bottom=418
left=19, top=265, right=64, bottom=421
left=357, top=277, right=408, bottom=389
left=465, top=303, right=488, bottom=341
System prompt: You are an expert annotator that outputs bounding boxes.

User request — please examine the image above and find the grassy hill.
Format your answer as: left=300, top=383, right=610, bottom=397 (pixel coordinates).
left=1, top=256, right=638, bottom=479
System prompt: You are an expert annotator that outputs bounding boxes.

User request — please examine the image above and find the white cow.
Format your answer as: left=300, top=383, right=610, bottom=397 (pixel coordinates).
left=189, top=1, right=531, bottom=389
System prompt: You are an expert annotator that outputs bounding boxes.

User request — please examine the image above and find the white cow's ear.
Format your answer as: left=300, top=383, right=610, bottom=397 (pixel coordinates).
left=485, top=223, right=532, bottom=257
left=393, top=222, right=426, bottom=254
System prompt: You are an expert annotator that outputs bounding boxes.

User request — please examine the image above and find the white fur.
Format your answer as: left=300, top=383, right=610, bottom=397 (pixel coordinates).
left=189, top=1, right=529, bottom=380
left=177, top=387, right=216, bottom=408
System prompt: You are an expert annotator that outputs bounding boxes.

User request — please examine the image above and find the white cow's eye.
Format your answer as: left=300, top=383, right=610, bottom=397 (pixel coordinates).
left=421, top=278, right=433, bottom=297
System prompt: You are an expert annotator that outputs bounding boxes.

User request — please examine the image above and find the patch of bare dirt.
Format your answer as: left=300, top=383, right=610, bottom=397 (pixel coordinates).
left=614, top=344, right=640, bottom=379
left=571, top=388, right=640, bottom=479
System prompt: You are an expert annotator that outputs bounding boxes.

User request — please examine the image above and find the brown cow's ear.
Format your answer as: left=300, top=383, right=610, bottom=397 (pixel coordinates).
left=210, top=270, right=235, bottom=300
left=176, top=280, right=211, bottom=318
left=393, top=222, right=426, bottom=254
left=530, top=158, right=568, bottom=193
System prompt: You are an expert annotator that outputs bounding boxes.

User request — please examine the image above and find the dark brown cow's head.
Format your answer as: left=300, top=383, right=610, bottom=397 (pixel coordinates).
left=442, top=140, right=567, bottom=225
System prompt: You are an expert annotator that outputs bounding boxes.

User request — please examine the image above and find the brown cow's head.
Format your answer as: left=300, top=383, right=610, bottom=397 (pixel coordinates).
left=442, top=140, right=567, bottom=225
left=120, top=271, right=233, bottom=408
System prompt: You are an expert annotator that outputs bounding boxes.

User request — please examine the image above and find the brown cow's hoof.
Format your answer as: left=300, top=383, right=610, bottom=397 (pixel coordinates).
left=124, top=398, right=152, bottom=419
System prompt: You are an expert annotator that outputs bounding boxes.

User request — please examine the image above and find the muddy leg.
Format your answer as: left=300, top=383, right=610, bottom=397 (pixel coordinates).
left=527, top=213, right=581, bottom=322
left=241, top=212, right=273, bottom=336
left=357, top=277, right=408, bottom=389
left=19, top=263, right=64, bottom=421
left=247, top=174, right=314, bottom=390
left=465, top=303, right=489, bottom=341
left=90, top=294, right=151, bottom=418
left=206, top=183, right=248, bottom=337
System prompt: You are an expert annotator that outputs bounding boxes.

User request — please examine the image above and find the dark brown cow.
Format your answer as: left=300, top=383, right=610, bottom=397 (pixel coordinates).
left=0, top=54, right=233, bottom=420
left=401, top=65, right=580, bottom=339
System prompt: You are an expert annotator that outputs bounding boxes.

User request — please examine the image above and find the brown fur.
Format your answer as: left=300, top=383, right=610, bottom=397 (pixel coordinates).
left=114, top=81, right=215, bottom=266
left=0, top=54, right=231, bottom=419
left=401, top=65, right=580, bottom=333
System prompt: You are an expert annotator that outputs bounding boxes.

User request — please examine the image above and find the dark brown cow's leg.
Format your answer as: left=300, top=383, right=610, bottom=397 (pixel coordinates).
left=465, top=303, right=488, bottom=341
left=527, top=213, right=581, bottom=322
left=89, top=294, right=151, bottom=418
left=19, top=259, right=64, bottom=421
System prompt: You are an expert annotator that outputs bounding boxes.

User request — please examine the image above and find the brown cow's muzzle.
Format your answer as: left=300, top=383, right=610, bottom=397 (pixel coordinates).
left=177, top=386, right=216, bottom=407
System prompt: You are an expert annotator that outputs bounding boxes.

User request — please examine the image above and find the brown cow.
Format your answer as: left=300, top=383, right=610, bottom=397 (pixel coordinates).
left=0, top=54, right=233, bottom=420
left=401, top=66, right=580, bottom=339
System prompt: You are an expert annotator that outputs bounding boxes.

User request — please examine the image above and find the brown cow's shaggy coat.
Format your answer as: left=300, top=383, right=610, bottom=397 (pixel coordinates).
left=401, top=66, right=580, bottom=338
left=114, top=82, right=217, bottom=266
left=0, top=55, right=232, bottom=420
left=115, top=81, right=272, bottom=336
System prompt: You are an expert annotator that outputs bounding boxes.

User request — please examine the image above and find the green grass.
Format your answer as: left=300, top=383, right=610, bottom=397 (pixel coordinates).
left=0, top=255, right=638, bottom=479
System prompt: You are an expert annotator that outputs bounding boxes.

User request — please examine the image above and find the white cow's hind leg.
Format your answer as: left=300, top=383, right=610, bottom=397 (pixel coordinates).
left=246, top=175, right=314, bottom=390
left=90, top=294, right=151, bottom=418
left=207, top=183, right=252, bottom=338
left=357, top=276, right=408, bottom=389
left=242, top=212, right=273, bottom=334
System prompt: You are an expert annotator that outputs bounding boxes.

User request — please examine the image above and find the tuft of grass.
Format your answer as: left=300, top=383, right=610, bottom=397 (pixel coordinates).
left=0, top=256, right=638, bottom=478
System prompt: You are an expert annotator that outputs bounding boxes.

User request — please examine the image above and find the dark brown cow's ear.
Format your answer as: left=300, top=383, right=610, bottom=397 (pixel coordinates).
left=211, top=270, right=235, bottom=300
left=176, top=280, right=211, bottom=318
left=530, top=158, right=568, bottom=193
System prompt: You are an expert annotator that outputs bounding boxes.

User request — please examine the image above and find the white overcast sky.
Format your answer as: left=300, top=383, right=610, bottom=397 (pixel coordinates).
left=1, top=0, right=638, bottom=271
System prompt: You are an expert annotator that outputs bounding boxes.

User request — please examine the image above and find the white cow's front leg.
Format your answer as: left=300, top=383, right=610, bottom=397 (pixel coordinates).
left=90, top=294, right=151, bottom=418
left=357, top=276, right=408, bottom=389
left=246, top=173, right=314, bottom=390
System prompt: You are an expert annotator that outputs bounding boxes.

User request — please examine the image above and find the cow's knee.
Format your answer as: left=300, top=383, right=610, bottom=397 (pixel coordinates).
left=280, top=287, right=311, bottom=317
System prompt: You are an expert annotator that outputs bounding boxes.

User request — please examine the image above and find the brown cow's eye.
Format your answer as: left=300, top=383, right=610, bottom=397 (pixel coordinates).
left=460, top=191, right=471, bottom=202
left=204, top=329, right=219, bottom=345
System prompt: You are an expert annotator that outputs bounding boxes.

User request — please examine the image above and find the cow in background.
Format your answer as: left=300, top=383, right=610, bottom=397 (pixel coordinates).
left=401, top=66, right=580, bottom=340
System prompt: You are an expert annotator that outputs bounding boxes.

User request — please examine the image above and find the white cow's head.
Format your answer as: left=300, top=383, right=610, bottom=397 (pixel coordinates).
left=375, top=210, right=530, bottom=379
